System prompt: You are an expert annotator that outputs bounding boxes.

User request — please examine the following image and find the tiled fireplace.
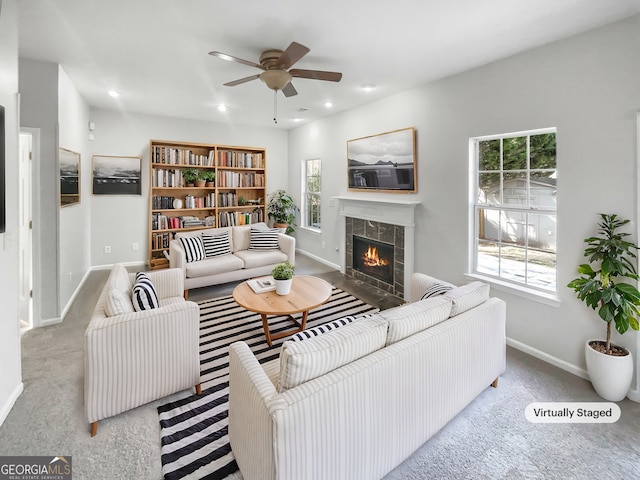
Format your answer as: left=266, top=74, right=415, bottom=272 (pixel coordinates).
left=336, top=196, right=420, bottom=301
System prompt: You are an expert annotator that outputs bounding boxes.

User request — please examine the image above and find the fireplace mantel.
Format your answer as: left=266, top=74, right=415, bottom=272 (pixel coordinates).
left=333, top=196, right=420, bottom=227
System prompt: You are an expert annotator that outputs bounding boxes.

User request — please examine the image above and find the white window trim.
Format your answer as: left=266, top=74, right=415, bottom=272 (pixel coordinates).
left=301, top=158, right=321, bottom=233
left=468, top=128, right=557, bottom=298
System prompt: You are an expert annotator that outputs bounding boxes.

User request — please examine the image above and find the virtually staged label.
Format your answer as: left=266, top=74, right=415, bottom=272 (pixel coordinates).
left=525, top=402, right=621, bottom=423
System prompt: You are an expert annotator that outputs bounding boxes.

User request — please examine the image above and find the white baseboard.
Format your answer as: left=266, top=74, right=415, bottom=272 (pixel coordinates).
left=296, top=248, right=340, bottom=271
left=90, top=261, right=147, bottom=271
left=507, top=337, right=590, bottom=381
left=0, top=382, right=24, bottom=428
left=59, top=267, right=93, bottom=321
left=40, top=316, right=62, bottom=327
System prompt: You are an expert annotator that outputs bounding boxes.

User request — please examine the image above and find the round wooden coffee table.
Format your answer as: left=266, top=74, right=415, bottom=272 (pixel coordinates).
left=233, top=275, right=333, bottom=346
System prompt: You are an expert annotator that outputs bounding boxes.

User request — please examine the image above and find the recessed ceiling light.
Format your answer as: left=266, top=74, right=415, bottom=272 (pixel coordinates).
left=108, top=90, right=119, bottom=98
left=324, top=102, right=333, bottom=108
left=291, top=118, right=304, bottom=122
left=217, top=104, right=228, bottom=112
left=360, top=84, right=376, bottom=92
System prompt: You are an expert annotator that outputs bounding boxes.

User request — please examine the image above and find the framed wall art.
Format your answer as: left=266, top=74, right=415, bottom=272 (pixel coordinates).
left=59, top=147, right=81, bottom=207
left=92, top=155, right=141, bottom=195
left=347, top=127, right=416, bottom=193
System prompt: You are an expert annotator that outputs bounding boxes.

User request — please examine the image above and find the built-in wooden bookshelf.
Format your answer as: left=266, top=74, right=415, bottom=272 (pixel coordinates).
left=149, top=140, right=266, bottom=270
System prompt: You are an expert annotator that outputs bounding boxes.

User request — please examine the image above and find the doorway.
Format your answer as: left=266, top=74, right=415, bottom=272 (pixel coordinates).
left=18, top=130, right=34, bottom=333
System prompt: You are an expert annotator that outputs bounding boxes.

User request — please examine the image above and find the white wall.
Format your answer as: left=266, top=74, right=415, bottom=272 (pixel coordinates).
left=289, top=15, right=640, bottom=395
left=0, top=0, right=23, bottom=427
left=88, top=109, right=288, bottom=266
left=18, top=58, right=59, bottom=322
left=58, top=66, right=91, bottom=310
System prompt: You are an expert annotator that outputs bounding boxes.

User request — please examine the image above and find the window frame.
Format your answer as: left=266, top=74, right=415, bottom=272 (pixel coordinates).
left=301, top=158, right=321, bottom=233
left=469, top=127, right=557, bottom=298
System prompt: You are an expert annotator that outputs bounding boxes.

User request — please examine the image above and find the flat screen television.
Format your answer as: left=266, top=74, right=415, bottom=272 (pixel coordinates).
left=0, top=104, right=5, bottom=233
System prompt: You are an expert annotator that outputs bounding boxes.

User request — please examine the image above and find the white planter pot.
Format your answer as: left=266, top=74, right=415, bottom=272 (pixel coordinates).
left=274, top=278, right=292, bottom=295
left=585, top=340, right=633, bottom=402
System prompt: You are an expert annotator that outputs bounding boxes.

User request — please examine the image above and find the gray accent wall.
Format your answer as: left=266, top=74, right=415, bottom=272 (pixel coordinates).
left=289, top=15, right=640, bottom=398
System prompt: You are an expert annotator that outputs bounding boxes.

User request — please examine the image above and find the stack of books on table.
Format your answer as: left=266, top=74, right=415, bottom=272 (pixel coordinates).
left=247, top=276, right=276, bottom=294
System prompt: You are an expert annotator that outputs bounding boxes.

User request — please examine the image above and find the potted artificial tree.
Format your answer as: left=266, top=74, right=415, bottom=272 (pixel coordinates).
left=267, top=189, right=298, bottom=234
left=272, top=261, right=295, bottom=295
left=182, top=168, right=200, bottom=187
left=567, top=213, right=640, bottom=401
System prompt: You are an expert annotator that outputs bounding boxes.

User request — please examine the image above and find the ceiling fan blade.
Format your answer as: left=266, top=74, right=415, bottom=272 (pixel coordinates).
left=209, top=51, right=264, bottom=70
left=281, top=82, right=298, bottom=97
left=289, top=69, right=342, bottom=82
left=276, top=42, right=310, bottom=69
left=224, top=74, right=260, bottom=87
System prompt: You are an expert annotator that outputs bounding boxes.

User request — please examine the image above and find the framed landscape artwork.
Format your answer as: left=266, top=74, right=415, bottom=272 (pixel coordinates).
left=59, top=148, right=81, bottom=207
left=92, top=155, right=141, bottom=195
left=347, top=127, right=417, bottom=193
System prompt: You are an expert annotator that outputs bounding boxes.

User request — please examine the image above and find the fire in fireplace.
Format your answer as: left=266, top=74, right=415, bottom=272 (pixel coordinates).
left=353, top=235, right=394, bottom=285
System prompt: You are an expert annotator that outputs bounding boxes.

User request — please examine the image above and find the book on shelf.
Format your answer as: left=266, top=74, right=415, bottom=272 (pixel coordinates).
left=247, top=275, right=276, bottom=294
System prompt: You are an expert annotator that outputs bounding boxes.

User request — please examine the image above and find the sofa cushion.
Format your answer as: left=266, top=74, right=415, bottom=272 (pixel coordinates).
left=420, top=281, right=454, bottom=300
left=109, top=263, right=131, bottom=292
left=278, top=315, right=388, bottom=392
left=290, top=314, right=368, bottom=342
left=202, top=230, right=232, bottom=257
left=444, top=281, right=490, bottom=316
left=132, top=272, right=160, bottom=311
left=249, top=227, right=280, bottom=250
left=179, top=236, right=205, bottom=263
left=381, top=296, right=452, bottom=345
left=104, top=288, right=135, bottom=317
left=185, top=254, right=244, bottom=278
left=233, top=249, right=288, bottom=269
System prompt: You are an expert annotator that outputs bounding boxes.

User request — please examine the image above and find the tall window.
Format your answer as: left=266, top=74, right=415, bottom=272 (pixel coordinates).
left=302, top=159, right=321, bottom=231
left=471, top=129, right=557, bottom=293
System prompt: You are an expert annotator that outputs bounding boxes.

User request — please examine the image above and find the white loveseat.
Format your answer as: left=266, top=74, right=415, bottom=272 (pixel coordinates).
left=228, top=273, right=506, bottom=480
left=84, top=264, right=201, bottom=436
left=169, top=222, right=295, bottom=295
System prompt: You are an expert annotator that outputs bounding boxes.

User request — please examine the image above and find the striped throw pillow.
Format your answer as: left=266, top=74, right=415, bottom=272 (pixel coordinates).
left=179, top=236, right=205, bottom=263
left=291, top=315, right=367, bottom=341
left=132, top=272, right=159, bottom=311
left=249, top=228, right=279, bottom=250
left=420, top=281, right=453, bottom=300
left=202, top=231, right=231, bottom=257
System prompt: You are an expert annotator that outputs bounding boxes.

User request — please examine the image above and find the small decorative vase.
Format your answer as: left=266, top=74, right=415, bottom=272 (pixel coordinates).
left=585, top=340, right=633, bottom=401
left=274, top=278, right=293, bottom=295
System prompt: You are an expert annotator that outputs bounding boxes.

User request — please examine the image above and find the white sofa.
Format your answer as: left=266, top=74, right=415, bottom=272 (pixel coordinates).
left=228, top=273, right=506, bottom=480
left=84, top=264, right=201, bottom=436
left=169, top=222, right=295, bottom=295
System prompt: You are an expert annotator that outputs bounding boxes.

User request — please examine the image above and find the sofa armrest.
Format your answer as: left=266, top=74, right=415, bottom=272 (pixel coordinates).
left=229, top=341, right=278, bottom=480
left=169, top=239, right=187, bottom=275
left=145, top=268, right=184, bottom=299
left=277, top=234, right=296, bottom=266
left=409, top=272, right=453, bottom=303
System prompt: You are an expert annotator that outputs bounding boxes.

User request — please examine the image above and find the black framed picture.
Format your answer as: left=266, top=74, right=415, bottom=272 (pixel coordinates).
left=92, top=155, right=141, bottom=195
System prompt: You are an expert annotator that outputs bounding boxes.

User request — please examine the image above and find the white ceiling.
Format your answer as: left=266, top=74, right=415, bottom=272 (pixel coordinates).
left=17, top=0, right=640, bottom=130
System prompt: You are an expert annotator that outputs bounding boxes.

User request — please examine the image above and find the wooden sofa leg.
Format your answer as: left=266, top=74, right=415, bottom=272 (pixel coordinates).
left=195, top=383, right=202, bottom=395
left=184, top=289, right=189, bottom=300
left=491, top=378, right=499, bottom=388
left=90, top=422, right=98, bottom=437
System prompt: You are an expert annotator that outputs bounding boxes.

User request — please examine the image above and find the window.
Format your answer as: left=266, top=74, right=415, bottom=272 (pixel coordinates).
left=471, top=129, right=557, bottom=293
left=302, top=159, right=321, bottom=231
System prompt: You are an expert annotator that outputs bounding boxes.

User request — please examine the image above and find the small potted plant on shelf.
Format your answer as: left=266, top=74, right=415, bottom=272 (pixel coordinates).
left=238, top=196, right=247, bottom=206
left=182, top=168, right=200, bottom=187
left=267, top=189, right=299, bottom=234
left=200, top=170, right=216, bottom=187
left=272, top=261, right=295, bottom=295
left=567, top=213, right=640, bottom=401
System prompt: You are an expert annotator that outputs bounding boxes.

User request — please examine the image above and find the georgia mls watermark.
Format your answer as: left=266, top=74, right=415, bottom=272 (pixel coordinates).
left=0, top=456, right=72, bottom=480
left=525, top=402, right=621, bottom=423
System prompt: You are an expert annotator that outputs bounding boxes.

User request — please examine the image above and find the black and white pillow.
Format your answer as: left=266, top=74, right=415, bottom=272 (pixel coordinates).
left=420, top=282, right=454, bottom=300
left=179, top=236, right=205, bottom=263
left=249, top=228, right=279, bottom=250
left=291, top=314, right=370, bottom=341
left=132, top=272, right=159, bottom=311
left=202, top=231, right=231, bottom=257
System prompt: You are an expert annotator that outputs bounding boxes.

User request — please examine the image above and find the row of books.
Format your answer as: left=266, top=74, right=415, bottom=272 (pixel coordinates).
left=152, top=195, right=176, bottom=210
left=152, top=168, right=186, bottom=187
left=217, top=171, right=265, bottom=188
left=218, top=192, right=237, bottom=207
left=151, top=232, right=173, bottom=250
left=152, top=213, right=216, bottom=231
left=184, top=194, right=215, bottom=209
left=218, top=150, right=264, bottom=169
left=152, top=147, right=215, bottom=166
left=152, top=194, right=216, bottom=209
left=218, top=208, right=264, bottom=227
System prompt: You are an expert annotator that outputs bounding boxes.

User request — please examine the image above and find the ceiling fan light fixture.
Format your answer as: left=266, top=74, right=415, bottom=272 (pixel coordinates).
left=217, top=104, right=228, bottom=112
left=259, top=70, right=293, bottom=91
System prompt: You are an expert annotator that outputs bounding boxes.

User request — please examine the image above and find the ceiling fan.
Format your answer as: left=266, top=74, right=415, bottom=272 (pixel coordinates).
left=208, top=41, right=342, bottom=98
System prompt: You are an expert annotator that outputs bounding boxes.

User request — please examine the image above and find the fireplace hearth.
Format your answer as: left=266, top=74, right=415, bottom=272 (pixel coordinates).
left=353, top=235, right=394, bottom=285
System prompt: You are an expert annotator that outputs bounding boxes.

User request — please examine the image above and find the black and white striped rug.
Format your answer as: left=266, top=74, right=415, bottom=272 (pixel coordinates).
left=157, top=288, right=379, bottom=480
